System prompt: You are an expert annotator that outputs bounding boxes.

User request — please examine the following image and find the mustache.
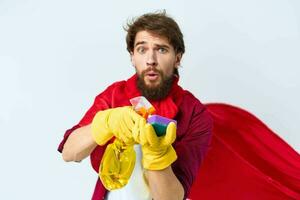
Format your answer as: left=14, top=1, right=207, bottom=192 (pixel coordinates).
left=141, top=67, right=163, bottom=76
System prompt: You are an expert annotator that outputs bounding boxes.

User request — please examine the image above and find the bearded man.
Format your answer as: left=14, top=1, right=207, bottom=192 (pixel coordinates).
left=58, top=11, right=213, bottom=200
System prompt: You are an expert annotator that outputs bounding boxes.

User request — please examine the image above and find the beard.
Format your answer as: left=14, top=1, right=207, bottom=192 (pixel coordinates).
left=137, top=68, right=174, bottom=101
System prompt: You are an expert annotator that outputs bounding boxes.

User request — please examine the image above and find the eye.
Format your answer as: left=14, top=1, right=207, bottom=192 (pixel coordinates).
left=158, top=47, right=167, bottom=54
left=136, top=46, right=146, bottom=54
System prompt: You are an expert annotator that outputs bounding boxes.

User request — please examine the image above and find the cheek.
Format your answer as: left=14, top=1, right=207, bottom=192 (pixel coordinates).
left=133, top=55, right=146, bottom=66
left=133, top=58, right=146, bottom=74
left=159, top=57, right=176, bottom=75
left=135, top=56, right=145, bottom=64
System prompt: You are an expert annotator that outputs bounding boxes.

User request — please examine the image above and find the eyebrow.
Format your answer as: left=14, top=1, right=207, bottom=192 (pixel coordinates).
left=155, top=44, right=170, bottom=49
left=135, top=41, right=146, bottom=47
left=134, top=41, right=171, bottom=49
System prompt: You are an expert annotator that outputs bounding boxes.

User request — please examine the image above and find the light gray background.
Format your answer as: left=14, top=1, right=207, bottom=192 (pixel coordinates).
left=0, top=0, right=299, bottom=199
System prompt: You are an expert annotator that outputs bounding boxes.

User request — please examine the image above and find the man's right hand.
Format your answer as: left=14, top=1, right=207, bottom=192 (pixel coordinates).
left=91, top=106, right=143, bottom=145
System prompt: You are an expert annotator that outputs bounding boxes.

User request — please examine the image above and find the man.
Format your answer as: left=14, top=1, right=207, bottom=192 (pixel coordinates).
left=58, top=11, right=213, bottom=200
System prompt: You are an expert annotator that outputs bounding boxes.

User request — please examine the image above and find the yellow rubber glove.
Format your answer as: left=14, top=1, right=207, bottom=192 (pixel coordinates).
left=133, top=120, right=178, bottom=170
left=91, top=106, right=144, bottom=190
left=91, top=106, right=143, bottom=145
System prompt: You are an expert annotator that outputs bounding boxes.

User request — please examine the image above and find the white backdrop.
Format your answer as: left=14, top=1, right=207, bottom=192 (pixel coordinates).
left=0, top=0, right=299, bottom=199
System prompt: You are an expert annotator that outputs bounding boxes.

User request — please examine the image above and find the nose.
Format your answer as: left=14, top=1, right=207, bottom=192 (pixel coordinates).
left=146, top=50, right=157, bottom=67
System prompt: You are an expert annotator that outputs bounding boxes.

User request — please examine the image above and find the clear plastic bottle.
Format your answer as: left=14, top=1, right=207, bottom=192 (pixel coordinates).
left=99, top=96, right=155, bottom=190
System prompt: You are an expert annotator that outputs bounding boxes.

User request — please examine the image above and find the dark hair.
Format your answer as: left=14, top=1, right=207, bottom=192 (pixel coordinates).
left=124, top=11, right=185, bottom=55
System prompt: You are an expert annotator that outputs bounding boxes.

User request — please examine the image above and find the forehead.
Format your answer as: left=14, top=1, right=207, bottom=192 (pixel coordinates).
left=134, top=30, right=170, bottom=46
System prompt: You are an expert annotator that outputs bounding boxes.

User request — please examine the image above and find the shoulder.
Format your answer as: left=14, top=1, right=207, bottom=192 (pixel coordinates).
left=94, top=80, right=126, bottom=100
left=178, top=90, right=213, bottom=133
left=181, top=90, right=206, bottom=113
left=98, top=80, right=126, bottom=94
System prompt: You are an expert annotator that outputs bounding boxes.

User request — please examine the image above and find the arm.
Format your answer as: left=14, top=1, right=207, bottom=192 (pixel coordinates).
left=62, top=124, right=98, bottom=162
left=58, top=84, right=116, bottom=162
left=62, top=106, right=144, bottom=163
left=172, top=104, right=213, bottom=199
left=133, top=122, right=184, bottom=199
left=145, top=166, right=184, bottom=200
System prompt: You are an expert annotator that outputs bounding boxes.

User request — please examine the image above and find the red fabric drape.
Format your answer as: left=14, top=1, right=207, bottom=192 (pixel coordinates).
left=188, top=103, right=300, bottom=200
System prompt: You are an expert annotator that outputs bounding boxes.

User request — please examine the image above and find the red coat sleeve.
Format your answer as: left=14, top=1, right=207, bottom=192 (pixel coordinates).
left=172, top=95, right=213, bottom=199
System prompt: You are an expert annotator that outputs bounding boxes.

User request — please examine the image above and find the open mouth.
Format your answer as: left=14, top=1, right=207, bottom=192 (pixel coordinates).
left=145, top=71, right=159, bottom=81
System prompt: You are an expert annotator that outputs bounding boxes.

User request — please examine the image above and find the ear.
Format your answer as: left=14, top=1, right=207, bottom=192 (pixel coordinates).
left=175, top=53, right=182, bottom=68
left=130, top=51, right=135, bottom=66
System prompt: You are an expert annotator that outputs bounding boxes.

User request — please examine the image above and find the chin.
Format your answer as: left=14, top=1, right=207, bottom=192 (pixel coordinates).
left=145, top=84, right=158, bottom=90
left=145, top=77, right=161, bottom=85
left=145, top=80, right=160, bottom=88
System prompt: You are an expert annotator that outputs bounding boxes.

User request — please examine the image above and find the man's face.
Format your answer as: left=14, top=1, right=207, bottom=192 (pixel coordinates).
left=131, top=30, right=181, bottom=99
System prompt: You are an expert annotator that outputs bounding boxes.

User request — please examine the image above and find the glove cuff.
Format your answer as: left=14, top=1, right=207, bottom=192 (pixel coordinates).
left=142, top=146, right=177, bottom=170
left=91, top=110, right=113, bottom=145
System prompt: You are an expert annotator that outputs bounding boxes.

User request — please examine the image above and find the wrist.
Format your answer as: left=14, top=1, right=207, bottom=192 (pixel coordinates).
left=142, top=146, right=177, bottom=170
